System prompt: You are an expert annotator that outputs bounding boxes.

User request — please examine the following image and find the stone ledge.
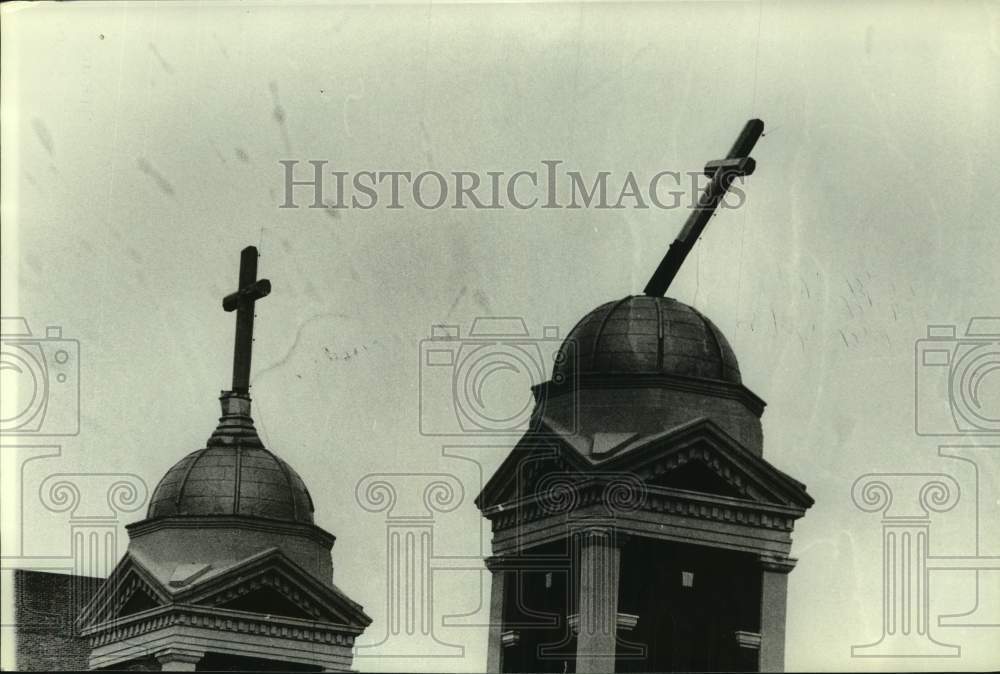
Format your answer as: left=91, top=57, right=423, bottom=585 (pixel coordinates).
left=127, top=514, right=336, bottom=548
left=735, top=630, right=762, bottom=649
left=486, top=482, right=805, bottom=533
left=83, top=603, right=364, bottom=647
left=87, top=623, right=356, bottom=671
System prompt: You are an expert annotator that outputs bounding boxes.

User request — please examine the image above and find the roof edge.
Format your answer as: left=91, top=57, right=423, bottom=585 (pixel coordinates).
left=127, top=514, right=336, bottom=548
left=532, top=371, right=766, bottom=417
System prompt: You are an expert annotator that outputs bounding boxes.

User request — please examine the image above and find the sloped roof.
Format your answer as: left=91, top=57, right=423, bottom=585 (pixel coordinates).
left=78, top=546, right=371, bottom=632
left=476, top=417, right=813, bottom=513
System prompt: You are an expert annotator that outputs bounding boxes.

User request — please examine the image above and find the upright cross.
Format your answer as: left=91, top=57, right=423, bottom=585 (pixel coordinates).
left=643, top=119, right=765, bottom=297
left=222, top=246, right=271, bottom=395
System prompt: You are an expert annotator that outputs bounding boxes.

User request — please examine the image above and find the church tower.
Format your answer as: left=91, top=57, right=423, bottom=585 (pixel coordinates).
left=77, top=248, right=371, bottom=671
left=475, top=122, right=814, bottom=673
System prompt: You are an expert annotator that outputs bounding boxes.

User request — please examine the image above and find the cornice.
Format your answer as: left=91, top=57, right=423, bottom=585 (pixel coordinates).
left=126, top=514, right=336, bottom=548
left=485, top=481, right=806, bottom=533
left=532, top=372, right=766, bottom=417
left=759, top=555, right=798, bottom=573
left=82, top=603, right=364, bottom=647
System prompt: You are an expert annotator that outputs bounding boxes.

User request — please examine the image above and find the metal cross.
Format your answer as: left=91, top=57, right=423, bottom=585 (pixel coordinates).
left=222, top=246, right=271, bottom=394
left=643, top=119, right=765, bottom=297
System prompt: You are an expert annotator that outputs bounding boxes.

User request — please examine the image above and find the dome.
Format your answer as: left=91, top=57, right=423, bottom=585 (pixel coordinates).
left=147, top=446, right=315, bottom=524
left=146, top=393, right=315, bottom=524
left=554, top=295, right=741, bottom=384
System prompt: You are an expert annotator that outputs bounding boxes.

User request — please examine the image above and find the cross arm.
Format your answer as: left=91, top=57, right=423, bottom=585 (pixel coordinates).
left=703, top=156, right=756, bottom=179
left=222, top=279, right=271, bottom=312
left=643, top=119, right=764, bottom=297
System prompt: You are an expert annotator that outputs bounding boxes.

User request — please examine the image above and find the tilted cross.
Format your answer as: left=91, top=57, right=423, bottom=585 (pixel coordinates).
left=222, top=246, right=271, bottom=394
left=643, top=119, right=765, bottom=297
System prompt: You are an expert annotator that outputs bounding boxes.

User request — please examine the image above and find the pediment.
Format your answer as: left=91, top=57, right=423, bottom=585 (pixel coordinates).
left=474, top=435, right=588, bottom=512
left=648, top=460, right=747, bottom=499
left=174, top=548, right=371, bottom=628
left=215, top=586, right=314, bottom=620
left=78, top=548, right=371, bottom=631
left=604, top=418, right=813, bottom=509
left=77, top=554, right=170, bottom=629
left=476, top=418, right=813, bottom=513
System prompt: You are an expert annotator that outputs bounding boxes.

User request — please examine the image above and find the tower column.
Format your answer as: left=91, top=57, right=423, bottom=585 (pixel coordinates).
left=758, top=556, right=794, bottom=673
left=485, top=560, right=508, bottom=673
left=575, top=527, right=622, bottom=674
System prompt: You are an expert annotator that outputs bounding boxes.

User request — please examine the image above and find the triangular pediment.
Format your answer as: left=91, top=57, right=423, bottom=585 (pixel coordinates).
left=77, top=554, right=170, bottom=629
left=79, top=548, right=372, bottom=632
left=648, top=460, right=747, bottom=499
left=602, top=418, right=813, bottom=509
left=476, top=418, right=813, bottom=513
left=119, top=585, right=160, bottom=617
left=216, top=586, right=314, bottom=620
left=474, top=434, right=589, bottom=511
left=175, top=548, right=371, bottom=628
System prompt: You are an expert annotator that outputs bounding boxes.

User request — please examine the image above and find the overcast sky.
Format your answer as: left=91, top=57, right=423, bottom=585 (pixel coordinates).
left=2, top=1, right=999, bottom=671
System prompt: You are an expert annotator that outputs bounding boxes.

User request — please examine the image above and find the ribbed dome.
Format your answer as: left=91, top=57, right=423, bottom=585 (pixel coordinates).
left=148, top=446, right=315, bottom=523
left=146, top=393, right=315, bottom=524
left=554, top=295, right=741, bottom=384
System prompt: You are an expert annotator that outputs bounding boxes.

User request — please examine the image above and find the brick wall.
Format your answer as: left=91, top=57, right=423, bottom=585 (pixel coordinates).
left=13, top=569, right=104, bottom=671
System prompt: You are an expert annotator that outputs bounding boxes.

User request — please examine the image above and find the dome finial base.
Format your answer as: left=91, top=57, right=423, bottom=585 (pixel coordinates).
left=207, top=390, right=264, bottom=448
